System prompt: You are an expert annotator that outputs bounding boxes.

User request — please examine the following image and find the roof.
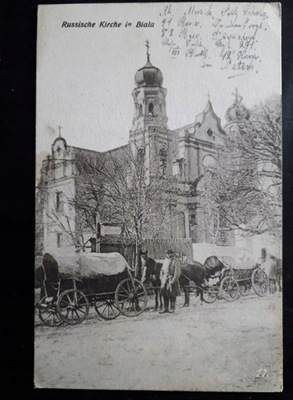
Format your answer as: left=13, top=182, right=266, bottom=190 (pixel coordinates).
left=172, top=100, right=225, bottom=142
left=72, top=143, right=130, bottom=175
left=195, top=100, right=221, bottom=125
left=135, top=54, right=163, bottom=87
left=73, top=143, right=129, bottom=158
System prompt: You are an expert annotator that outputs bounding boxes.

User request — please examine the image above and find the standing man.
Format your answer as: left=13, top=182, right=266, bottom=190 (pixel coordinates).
left=160, top=249, right=181, bottom=313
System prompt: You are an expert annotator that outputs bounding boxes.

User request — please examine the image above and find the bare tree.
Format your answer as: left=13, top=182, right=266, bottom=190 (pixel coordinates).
left=75, top=143, right=172, bottom=276
left=35, top=142, right=172, bottom=273
left=207, top=96, right=282, bottom=238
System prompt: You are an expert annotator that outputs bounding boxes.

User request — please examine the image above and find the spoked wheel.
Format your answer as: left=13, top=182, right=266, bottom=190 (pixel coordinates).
left=57, top=289, right=89, bottom=325
left=202, top=287, right=218, bottom=303
left=38, top=296, right=64, bottom=327
left=94, top=298, right=121, bottom=320
left=239, top=284, right=250, bottom=296
left=252, top=268, right=268, bottom=297
left=220, top=277, right=240, bottom=302
left=115, top=278, right=148, bottom=317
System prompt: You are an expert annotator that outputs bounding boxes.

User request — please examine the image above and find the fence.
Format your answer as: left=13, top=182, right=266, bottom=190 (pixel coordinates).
left=142, top=238, right=193, bottom=261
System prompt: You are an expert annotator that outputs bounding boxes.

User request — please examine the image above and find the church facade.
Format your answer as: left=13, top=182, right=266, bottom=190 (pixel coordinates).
left=36, top=49, right=247, bottom=258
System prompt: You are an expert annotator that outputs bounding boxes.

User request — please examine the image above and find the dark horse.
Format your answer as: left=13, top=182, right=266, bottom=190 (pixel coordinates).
left=262, top=255, right=282, bottom=294
left=179, top=256, right=226, bottom=306
left=141, top=253, right=163, bottom=311
left=141, top=253, right=225, bottom=308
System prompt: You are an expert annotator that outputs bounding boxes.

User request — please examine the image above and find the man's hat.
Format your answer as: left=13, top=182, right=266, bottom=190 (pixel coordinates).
left=166, top=249, right=175, bottom=256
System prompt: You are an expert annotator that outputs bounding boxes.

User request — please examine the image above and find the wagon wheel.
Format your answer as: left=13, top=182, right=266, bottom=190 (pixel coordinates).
left=115, top=278, right=148, bottom=317
left=202, top=288, right=218, bottom=303
left=94, top=298, right=121, bottom=320
left=239, top=284, right=249, bottom=296
left=252, top=268, right=268, bottom=297
left=57, top=289, right=89, bottom=325
left=38, top=296, right=64, bottom=327
left=220, top=277, right=240, bottom=302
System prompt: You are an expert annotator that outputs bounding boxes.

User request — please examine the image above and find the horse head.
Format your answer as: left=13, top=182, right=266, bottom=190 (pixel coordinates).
left=261, top=254, right=282, bottom=279
left=141, top=254, right=161, bottom=287
left=140, top=253, right=155, bottom=284
left=204, top=256, right=226, bottom=278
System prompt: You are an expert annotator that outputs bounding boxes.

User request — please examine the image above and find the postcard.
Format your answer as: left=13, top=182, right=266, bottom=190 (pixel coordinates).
left=35, top=2, right=282, bottom=391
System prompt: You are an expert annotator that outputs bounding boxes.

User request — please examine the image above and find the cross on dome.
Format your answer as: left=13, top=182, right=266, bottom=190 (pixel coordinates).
left=145, top=40, right=150, bottom=62
left=134, top=41, right=163, bottom=87
left=226, top=88, right=250, bottom=122
left=232, top=88, right=243, bottom=103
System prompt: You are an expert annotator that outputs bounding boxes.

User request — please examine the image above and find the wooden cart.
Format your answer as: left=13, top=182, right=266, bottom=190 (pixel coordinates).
left=36, top=252, right=148, bottom=326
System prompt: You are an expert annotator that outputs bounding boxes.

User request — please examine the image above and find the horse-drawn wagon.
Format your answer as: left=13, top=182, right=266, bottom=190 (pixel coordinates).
left=219, top=263, right=269, bottom=300
left=189, top=245, right=269, bottom=302
left=35, top=252, right=148, bottom=326
left=200, top=261, right=269, bottom=303
left=177, top=256, right=269, bottom=304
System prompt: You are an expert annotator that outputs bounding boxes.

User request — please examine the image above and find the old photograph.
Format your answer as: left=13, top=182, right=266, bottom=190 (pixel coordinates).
left=35, top=2, right=282, bottom=391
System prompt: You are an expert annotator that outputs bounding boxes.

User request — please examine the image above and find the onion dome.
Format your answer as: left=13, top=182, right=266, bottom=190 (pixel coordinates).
left=225, top=89, right=250, bottom=122
left=135, top=41, right=163, bottom=87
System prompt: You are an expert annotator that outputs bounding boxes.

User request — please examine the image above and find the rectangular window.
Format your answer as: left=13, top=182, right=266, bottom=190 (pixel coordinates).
left=56, top=191, right=63, bottom=212
left=178, top=161, right=183, bottom=177
left=57, top=232, right=63, bottom=248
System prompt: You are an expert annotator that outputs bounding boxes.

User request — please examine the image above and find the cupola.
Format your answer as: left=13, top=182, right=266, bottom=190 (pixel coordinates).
left=134, top=40, right=163, bottom=87
left=225, top=89, right=250, bottom=122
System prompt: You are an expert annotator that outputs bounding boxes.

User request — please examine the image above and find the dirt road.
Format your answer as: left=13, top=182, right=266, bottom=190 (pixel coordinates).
left=34, top=292, right=282, bottom=391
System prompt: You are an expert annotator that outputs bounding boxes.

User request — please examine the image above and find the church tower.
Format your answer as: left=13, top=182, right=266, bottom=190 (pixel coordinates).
left=225, top=88, right=251, bottom=138
left=129, top=41, right=171, bottom=179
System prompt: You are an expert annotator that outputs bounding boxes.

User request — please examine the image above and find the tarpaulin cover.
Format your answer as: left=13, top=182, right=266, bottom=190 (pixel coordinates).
left=192, top=243, right=255, bottom=269
left=46, top=251, right=130, bottom=278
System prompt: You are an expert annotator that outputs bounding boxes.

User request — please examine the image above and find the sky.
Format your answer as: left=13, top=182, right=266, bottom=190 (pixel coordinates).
left=36, top=2, right=281, bottom=173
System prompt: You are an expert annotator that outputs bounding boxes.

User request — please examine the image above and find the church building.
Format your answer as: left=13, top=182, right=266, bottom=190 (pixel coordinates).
left=36, top=45, right=249, bottom=259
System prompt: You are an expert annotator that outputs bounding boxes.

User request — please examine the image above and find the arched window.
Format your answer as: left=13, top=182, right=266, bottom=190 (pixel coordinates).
left=159, top=148, right=167, bottom=176
left=148, top=102, right=154, bottom=115
left=137, top=147, right=145, bottom=164
left=139, top=104, right=143, bottom=115
left=175, top=212, right=186, bottom=238
left=261, top=248, right=267, bottom=262
left=177, top=158, right=185, bottom=179
left=202, top=154, right=217, bottom=172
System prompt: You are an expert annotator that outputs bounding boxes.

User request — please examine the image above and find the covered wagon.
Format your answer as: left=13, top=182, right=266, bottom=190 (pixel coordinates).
left=36, top=252, right=148, bottom=326
left=192, top=244, right=269, bottom=301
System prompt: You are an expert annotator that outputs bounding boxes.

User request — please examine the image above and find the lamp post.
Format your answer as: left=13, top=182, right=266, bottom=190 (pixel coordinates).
left=96, top=212, right=101, bottom=253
